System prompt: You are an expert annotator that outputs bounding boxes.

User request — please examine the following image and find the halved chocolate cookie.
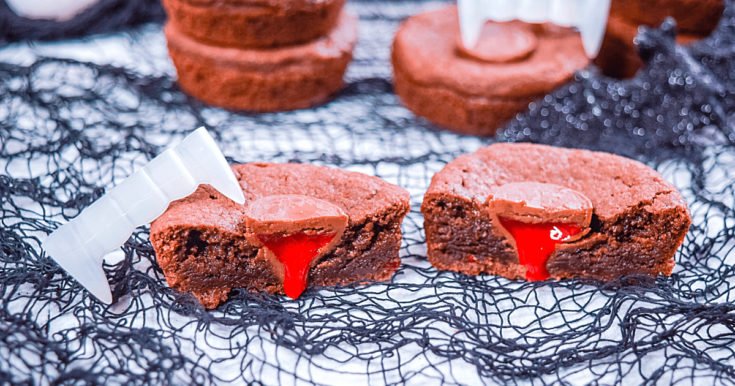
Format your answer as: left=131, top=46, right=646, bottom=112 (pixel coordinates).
left=150, top=163, right=410, bottom=308
left=421, top=143, right=691, bottom=282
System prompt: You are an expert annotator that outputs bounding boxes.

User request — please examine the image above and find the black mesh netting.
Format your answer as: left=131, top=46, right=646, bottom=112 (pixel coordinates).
left=2, top=1, right=735, bottom=385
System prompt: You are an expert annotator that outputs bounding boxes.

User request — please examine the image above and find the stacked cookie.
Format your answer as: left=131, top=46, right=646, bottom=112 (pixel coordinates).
left=594, top=0, right=725, bottom=78
left=162, top=0, right=358, bottom=111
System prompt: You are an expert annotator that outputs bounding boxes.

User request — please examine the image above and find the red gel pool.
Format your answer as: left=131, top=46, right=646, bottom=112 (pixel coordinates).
left=498, top=218, right=581, bottom=281
left=257, top=232, right=335, bottom=299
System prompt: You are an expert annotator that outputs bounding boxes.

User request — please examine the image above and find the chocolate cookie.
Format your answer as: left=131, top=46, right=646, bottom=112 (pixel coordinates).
left=421, top=143, right=691, bottom=282
left=595, top=0, right=724, bottom=78
left=150, top=163, right=410, bottom=309
left=609, top=0, right=724, bottom=36
left=166, top=10, right=357, bottom=112
left=161, top=0, right=347, bottom=48
left=392, top=6, right=589, bottom=137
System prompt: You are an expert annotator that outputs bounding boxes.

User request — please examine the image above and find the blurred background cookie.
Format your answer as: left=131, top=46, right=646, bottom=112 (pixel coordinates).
left=166, top=10, right=357, bottom=111
left=164, top=0, right=357, bottom=111
left=0, top=0, right=164, bottom=45
left=392, top=5, right=588, bottom=136
left=594, top=0, right=725, bottom=78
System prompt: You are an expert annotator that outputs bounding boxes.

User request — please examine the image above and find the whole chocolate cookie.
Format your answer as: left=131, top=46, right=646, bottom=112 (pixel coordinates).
left=161, top=0, right=347, bottom=48
left=166, top=10, right=357, bottom=112
left=150, top=163, right=410, bottom=309
left=392, top=5, right=588, bottom=136
left=421, top=143, right=691, bottom=282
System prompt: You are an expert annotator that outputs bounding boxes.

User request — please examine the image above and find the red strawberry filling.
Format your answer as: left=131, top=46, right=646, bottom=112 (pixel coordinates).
left=498, top=218, right=581, bottom=281
left=257, top=232, right=335, bottom=299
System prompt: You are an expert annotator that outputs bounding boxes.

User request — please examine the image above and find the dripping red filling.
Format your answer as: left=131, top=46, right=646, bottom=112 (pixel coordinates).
left=498, top=218, right=581, bottom=281
left=257, top=232, right=335, bottom=299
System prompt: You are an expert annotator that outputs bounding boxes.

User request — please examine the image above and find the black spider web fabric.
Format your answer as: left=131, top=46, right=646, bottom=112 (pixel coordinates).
left=2, top=1, right=735, bottom=385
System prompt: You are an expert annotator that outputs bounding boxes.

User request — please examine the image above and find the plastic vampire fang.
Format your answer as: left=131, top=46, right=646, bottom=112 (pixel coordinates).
left=456, top=0, right=612, bottom=58
left=42, top=127, right=246, bottom=304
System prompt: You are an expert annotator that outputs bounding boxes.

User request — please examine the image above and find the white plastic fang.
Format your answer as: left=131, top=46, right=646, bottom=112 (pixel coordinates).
left=457, top=0, right=612, bottom=58
left=42, top=127, right=245, bottom=304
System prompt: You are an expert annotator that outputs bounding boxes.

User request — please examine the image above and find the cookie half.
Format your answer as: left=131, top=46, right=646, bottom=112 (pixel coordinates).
left=421, top=143, right=691, bottom=282
left=150, top=163, right=410, bottom=309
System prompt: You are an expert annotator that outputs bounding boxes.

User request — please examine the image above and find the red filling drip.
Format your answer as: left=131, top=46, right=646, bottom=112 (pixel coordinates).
left=257, top=232, right=335, bottom=299
left=498, top=218, right=581, bottom=281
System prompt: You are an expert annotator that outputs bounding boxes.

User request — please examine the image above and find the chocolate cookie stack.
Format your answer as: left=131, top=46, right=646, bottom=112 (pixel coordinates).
left=594, top=0, right=724, bottom=78
left=162, top=0, right=358, bottom=111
